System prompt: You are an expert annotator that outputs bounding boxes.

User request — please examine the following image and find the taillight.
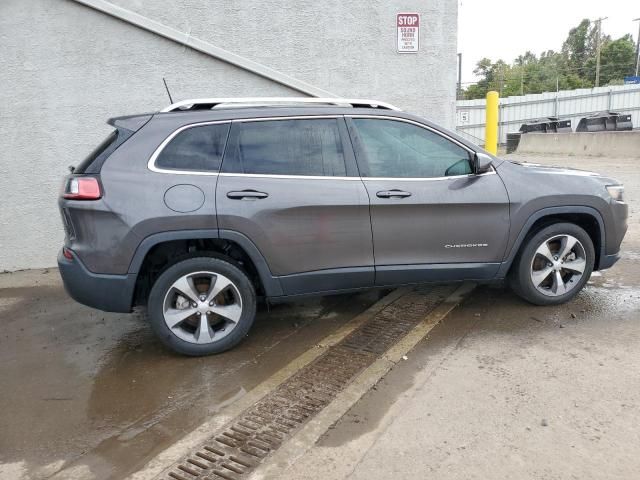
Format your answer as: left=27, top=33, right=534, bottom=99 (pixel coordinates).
left=63, top=177, right=102, bottom=200
left=62, top=247, right=74, bottom=260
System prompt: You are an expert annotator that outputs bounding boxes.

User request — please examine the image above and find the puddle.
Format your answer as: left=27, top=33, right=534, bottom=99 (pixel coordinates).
left=0, top=284, right=381, bottom=479
left=161, top=286, right=454, bottom=480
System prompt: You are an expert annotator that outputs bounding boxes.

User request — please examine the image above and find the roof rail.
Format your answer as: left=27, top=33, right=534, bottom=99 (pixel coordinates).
left=159, top=97, right=402, bottom=113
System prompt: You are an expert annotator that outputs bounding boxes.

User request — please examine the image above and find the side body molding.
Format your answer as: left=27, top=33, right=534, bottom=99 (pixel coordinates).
left=123, top=207, right=606, bottom=299
left=127, top=229, right=283, bottom=297
left=497, top=206, right=606, bottom=278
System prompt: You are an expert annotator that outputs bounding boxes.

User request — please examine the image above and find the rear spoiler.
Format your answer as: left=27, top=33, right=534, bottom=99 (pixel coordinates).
left=73, top=114, right=153, bottom=174
left=107, top=114, right=153, bottom=132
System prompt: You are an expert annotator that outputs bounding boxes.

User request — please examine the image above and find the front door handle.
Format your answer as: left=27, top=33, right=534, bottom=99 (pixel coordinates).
left=376, top=189, right=412, bottom=199
left=226, top=190, right=269, bottom=200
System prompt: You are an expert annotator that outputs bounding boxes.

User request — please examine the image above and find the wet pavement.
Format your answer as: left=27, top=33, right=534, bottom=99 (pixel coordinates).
left=159, top=285, right=457, bottom=480
left=283, top=261, right=640, bottom=479
left=0, top=273, right=382, bottom=479
left=280, top=154, right=640, bottom=480
left=2, top=153, right=638, bottom=480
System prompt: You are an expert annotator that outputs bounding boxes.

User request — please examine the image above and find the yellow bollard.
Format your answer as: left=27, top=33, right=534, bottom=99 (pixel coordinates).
left=484, top=90, right=499, bottom=155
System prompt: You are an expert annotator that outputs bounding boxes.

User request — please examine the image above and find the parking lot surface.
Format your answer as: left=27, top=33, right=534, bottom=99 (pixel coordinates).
left=277, top=153, right=640, bottom=480
left=1, top=153, right=638, bottom=480
left=0, top=277, right=382, bottom=479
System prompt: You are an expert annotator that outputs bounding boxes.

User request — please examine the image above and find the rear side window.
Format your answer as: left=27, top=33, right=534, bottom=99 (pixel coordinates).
left=156, top=123, right=230, bottom=172
left=75, top=130, right=124, bottom=174
left=222, top=119, right=347, bottom=176
left=74, top=115, right=152, bottom=174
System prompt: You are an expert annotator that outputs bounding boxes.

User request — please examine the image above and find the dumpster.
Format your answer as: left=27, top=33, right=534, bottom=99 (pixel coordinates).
left=576, top=112, right=633, bottom=132
left=519, top=117, right=572, bottom=134
left=506, top=133, right=521, bottom=153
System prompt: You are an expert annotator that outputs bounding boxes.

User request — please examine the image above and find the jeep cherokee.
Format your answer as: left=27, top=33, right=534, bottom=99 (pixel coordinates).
left=58, top=98, right=628, bottom=356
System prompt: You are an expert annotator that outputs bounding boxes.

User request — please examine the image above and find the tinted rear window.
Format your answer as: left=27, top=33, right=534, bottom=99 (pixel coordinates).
left=156, top=123, right=230, bottom=172
left=222, top=119, right=347, bottom=176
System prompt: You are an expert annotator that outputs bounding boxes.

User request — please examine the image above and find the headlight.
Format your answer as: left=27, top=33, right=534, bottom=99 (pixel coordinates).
left=606, top=185, right=624, bottom=202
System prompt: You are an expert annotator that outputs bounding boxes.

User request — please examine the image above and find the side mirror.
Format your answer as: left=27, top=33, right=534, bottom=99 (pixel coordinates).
left=474, top=152, right=493, bottom=174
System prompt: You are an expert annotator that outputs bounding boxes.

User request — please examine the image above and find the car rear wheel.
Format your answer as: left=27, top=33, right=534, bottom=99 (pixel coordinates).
left=147, top=257, right=256, bottom=356
left=511, top=223, right=595, bottom=306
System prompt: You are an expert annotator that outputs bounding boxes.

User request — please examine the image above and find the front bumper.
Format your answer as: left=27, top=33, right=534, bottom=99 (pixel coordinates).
left=58, top=249, right=136, bottom=313
left=598, top=253, right=621, bottom=271
left=598, top=199, right=627, bottom=270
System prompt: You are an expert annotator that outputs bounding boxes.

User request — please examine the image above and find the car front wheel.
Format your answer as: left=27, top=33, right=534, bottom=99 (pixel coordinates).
left=147, top=256, right=256, bottom=356
left=511, top=223, right=595, bottom=306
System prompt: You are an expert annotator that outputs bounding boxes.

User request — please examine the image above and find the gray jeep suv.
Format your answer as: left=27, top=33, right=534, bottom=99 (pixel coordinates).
left=58, top=98, right=628, bottom=356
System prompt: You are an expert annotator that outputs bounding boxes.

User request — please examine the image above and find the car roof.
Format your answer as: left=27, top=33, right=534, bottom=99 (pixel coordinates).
left=159, top=97, right=402, bottom=112
left=129, top=103, right=494, bottom=159
left=151, top=106, right=480, bottom=150
left=155, top=105, right=402, bottom=120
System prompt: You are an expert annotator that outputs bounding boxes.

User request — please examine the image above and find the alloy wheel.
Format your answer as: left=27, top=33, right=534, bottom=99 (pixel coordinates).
left=530, top=234, right=587, bottom=297
left=162, top=271, right=243, bottom=344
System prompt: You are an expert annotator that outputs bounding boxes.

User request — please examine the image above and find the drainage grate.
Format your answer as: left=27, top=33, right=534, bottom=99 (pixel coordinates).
left=166, top=286, right=451, bottom=480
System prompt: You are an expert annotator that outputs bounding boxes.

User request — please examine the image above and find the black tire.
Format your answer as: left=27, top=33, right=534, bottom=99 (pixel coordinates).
left=510, top=222, right=595, bottom=306
left=147, top=256, right=256, bottom=356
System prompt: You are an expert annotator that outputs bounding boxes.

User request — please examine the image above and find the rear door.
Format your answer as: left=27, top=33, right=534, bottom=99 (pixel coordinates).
left=347, top=116, right=510, bottom=285
left=216, top=116, right=374, bottom=295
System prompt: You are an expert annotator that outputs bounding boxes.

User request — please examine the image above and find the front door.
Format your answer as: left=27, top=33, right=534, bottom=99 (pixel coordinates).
left=347, top=117, right=510, bottom=286
left=216, top=116, right=374, bottom=295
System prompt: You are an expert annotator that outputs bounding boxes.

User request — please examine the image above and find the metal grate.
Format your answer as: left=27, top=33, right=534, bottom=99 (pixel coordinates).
left=165, top=286, right=451, bottom=480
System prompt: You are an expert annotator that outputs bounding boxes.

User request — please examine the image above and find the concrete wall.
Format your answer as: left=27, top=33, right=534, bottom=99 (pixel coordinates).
left=516, top=132, right=640, bottom=157
left=0, top=0, right=457, bottom=271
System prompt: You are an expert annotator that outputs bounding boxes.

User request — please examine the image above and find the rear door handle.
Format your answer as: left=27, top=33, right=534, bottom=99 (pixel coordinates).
left=376, top=190, right=412, bottom=198
left=226, top=190, right=269, bottom=200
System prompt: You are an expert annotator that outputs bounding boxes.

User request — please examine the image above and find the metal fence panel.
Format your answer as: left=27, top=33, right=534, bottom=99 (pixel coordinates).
left=455, top=84, right=640, bottom=146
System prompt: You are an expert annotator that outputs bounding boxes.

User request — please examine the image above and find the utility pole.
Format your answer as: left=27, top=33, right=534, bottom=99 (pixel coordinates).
left=634, top=18, right=640, bottom=77
left=555, top=77, right=560, bottom=116
left=520, top=68, right=524, bottom=96
left=594, top=16, right=608, bottom=87
left=457, top=53, right=462, bottom=99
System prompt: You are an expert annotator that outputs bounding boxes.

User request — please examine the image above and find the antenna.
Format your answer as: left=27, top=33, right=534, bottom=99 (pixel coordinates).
left=162, top=77, right=174, bottom=104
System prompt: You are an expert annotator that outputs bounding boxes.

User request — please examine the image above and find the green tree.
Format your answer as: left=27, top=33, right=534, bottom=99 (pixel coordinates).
left=562, top=19, right=593, bottom=72
left=464, top=58, right=513, bottom=99
left=463, top=19, right=634, bottom=99
left=598, top=35, right=636, bottom=85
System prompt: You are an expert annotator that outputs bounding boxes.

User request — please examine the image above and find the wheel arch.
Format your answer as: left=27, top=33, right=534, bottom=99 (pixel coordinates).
left=498, top=206, right=605, bottom=278
left=128, top=229, right=283, bottom=306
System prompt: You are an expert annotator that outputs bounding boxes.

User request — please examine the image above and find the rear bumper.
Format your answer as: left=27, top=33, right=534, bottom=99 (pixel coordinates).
left=57, top=249, right=136, bottom=313
left=597, top=253, right=620, bottom=271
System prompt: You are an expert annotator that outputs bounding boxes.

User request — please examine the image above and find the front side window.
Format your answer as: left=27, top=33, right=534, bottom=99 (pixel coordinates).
left=155, top=123, right=230, bottom=172
left=352, top=119, right=472, bottom=178
left=223, top=119, right=347, bottom=176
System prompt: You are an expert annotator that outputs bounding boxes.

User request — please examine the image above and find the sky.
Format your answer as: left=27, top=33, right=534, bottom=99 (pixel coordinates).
left=458, top=0, right=639, bottom=84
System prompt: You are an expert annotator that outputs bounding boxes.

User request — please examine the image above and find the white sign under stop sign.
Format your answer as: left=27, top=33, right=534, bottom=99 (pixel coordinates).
left=397, top=13, right=419, bottom=53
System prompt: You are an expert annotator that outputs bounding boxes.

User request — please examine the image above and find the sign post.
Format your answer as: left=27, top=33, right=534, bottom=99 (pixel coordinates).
left=397, top=13, right=420, bottom=53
